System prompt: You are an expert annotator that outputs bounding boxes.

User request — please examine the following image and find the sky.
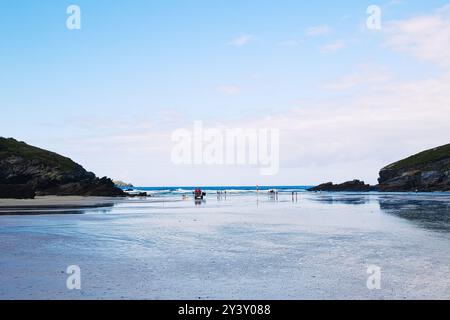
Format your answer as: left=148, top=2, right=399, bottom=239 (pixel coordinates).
left=1, top=0, right=450, bottom=186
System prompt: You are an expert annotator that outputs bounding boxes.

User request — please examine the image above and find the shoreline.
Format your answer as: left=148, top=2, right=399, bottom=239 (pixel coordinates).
left=0, top=195, right=182, bottom=216
left=0, top=196, right=121, bottom=216
left=1, top=191, right=450, bottom=215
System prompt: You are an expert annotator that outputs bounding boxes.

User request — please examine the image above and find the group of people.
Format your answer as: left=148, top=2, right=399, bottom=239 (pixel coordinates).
left=185, top=187, right=300, bottom=202
left=217, top=190, right=227, bottom=200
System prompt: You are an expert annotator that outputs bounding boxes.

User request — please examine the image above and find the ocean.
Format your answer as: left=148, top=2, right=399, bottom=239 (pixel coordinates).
left=127, top=186, right=312, bottom=197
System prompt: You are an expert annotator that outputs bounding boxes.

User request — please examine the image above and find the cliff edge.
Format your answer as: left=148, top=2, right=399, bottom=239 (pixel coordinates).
left=0, top=137, right=125, bottom=199
left=378, top=144, right=450, bottom=192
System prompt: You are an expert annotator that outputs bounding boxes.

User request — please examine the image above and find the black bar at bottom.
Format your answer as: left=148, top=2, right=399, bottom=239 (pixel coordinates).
left=0, top=300, right=447, bottom=318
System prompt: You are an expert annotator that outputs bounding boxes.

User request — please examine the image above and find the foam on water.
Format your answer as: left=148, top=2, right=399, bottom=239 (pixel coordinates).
left=126, top=186, right=312, bottom=197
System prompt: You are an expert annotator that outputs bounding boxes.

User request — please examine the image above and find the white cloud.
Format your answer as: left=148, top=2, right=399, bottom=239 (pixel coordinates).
left=384, top=6, right=450, bottom=66
left=320, top=41, right=345, bottom=54
left=227, top=34, right=253, bottom=46
left=243, top=72, right=450, bottom=183
left=436, top=4, right=450, bottom=14
left=306, top=25, right=332, bottom=36
left=216, top=85, right=241, bottom=95
left=53, top=70, right=450, bottom=185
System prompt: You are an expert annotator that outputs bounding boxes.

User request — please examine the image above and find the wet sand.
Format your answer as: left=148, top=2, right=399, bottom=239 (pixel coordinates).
left=0, top=196, right=172, bottom=215
left=1, top=192, right=450, bottom=299
left=0, top=196, right=121, bottom=215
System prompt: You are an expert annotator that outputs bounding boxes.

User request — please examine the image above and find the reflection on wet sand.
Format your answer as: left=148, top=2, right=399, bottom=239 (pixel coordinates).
left=308, top=194, right=371, bottom=205
left=378, top=195, right=450, bottom=232
left=303, top=192, right=450, bottom=232
left=195, top=199, right=206, bottom=206
left=0, top=203, right=115, bottom=216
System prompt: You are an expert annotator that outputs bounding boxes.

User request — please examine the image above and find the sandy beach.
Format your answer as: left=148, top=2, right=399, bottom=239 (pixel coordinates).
left=1, top=192, right=450, bottom=299
left=0, top=196, right=123, bottom=215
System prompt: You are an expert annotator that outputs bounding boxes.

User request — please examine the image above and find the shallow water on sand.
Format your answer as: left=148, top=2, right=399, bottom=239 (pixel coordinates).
left=1, top=192, right=450, bottom=299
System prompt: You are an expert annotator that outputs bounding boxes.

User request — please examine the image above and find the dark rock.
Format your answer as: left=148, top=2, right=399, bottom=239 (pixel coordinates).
left=308, top=180, right=376, bottom=192
left=0, top=137, right=126, bottom=198
left=0, top=184, right=36, bottom=199
left=126, top=192, right=149, bottom=198
left=36, top=177, right=126, bottom=197
left=378, top=144, right=450, bottom=192
left=309, top=144, right=450, bottom=193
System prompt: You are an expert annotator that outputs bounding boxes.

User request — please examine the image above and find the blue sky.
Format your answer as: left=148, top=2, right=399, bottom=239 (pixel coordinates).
left=1, top=1, right=450, bottom=185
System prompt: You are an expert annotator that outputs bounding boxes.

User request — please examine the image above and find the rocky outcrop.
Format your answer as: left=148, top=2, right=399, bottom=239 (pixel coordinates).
left=309, top=144, right=450, bottom=193
left=308, top=180, right=375, bottom=192
left=37, top=177, right=126, bottom=197
left=0, top=137, right=126, bottom=199
left=113, top=180, right=134, bottom=188
left=0, top=184, right=36, bottom=199
left=378, top=144, right=450, bottom=192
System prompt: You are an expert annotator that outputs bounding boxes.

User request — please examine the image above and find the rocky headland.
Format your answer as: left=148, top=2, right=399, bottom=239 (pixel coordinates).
left=0, top=137, right=126, bottom=199
left=309, top=143, right=450, bottom=192
left=378, top=143, right=450, bottom=192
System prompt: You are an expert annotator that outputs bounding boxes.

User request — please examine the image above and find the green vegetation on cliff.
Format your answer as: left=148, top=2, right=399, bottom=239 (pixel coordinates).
left=0, top=137, right=125, bottom=198
left=0, top=137, right=80, bottom=173
left=384, top=143, right=450, bottom=171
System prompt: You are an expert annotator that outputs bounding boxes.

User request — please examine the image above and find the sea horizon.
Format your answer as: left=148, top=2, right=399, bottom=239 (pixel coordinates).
left=130, top=185, right=314, bottom=191
left=124, top=185, right=450, bottom=196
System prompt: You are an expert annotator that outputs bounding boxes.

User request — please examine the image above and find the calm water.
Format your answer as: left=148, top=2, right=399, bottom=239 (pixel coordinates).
left=1, top=190, right=450, bottom=299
